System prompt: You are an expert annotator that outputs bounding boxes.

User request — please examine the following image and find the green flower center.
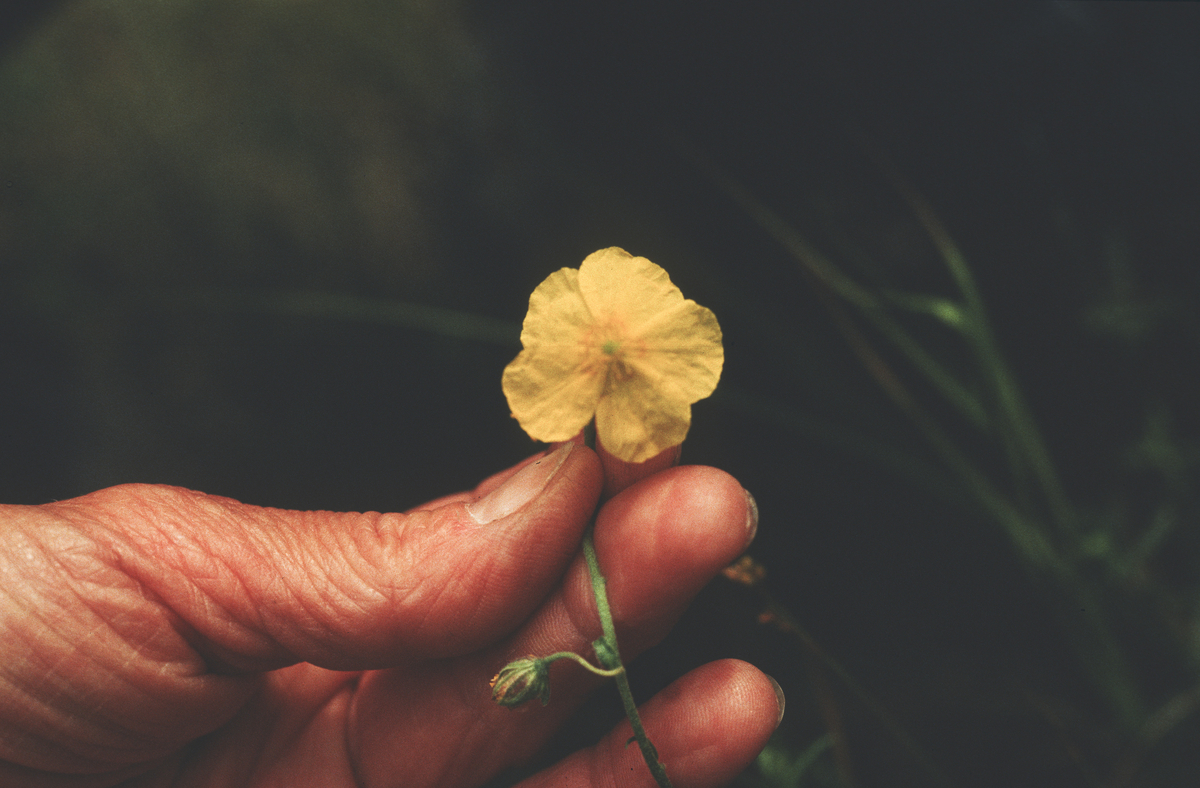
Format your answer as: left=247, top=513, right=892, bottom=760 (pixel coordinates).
left=601, top=339, right=620, bottom=355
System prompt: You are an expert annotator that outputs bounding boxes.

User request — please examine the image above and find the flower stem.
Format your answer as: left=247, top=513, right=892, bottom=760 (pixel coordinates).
left=582, top=525, right=674, bottom=788
left=542, top=650, right=625, bottom=678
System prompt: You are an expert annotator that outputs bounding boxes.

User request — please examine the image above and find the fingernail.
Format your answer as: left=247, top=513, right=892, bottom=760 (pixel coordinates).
left=466, top=443, right=573, bottom=525
left=743, top=488, right=759, bottom=546
left=767, top=675, right=786, bottom=728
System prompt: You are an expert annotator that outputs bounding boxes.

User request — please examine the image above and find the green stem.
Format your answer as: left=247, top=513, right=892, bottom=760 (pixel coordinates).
left=582, top=525, right=674, bottom=788
left=541, top=651, right=625, bottom=678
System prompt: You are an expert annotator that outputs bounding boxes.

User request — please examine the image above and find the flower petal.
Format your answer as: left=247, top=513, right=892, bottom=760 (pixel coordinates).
left=634, top=299, right=724, bottom=405
left=595, top=371, right=694, bottom=463
left=502, top=267, right=605, bottom=442
left=577, top=247, right=679, bottom=329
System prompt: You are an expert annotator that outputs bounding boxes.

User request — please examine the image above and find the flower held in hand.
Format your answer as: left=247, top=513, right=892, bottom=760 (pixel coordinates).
left=503, top=247, right=723, bottom=463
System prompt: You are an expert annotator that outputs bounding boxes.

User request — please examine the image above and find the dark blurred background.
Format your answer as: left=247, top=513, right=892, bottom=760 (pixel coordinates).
left=2, top=2, right=1198, bottom=786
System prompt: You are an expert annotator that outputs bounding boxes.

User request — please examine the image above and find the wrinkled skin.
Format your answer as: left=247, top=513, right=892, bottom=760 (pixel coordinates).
left=0, top=442, right=780, bottom=787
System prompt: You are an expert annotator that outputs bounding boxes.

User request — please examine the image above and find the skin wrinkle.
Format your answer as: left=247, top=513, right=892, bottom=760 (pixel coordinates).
left=428, top=549, right=489, bottom=641
left=253, top=515, right=353, bottom=658
left=409, top=514, right=541, bottom=658
left=227, top=507, right=312, bottom=646
left=168, top=498, right=503, bottom=667
left=0, top=657, right=88, bottom=764
left=188, top=498, right=352, bottom=666
left=375, top=511, right=463, bottom=651
left=368, top=512, right=426, bottom=606
left=70, top=489, right=294, bottom=672
left=360, top=513, right=486, bottom=656
left=317, top=547, right=387, bottom=631
left=224, top=513, right=389, bottom=667
left=272, top=525, right=363, bottom=658
left=385, top=555, right=457, bottom=652
left=2, top=530, right=133, bottom=743
left=138, top=496, right=261, bottom=624
left=2, top=533, right=205, bottom=773
left=301, top=510, right=458, bottom=662
left=38, top=626, right=227, bottom=767
left=68, top=564, right=203, bottom=688
left=347, top=511, right=439, bottom=636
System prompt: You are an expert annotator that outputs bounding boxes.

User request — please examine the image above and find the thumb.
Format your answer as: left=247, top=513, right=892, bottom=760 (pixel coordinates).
left=46, top=442, right=599, bottom=673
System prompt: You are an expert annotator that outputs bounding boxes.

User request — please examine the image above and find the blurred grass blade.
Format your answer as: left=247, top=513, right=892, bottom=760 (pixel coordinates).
left=685, top=153, right=989, bottom=432
left=754, top=735, right=832, bottom=788
left=881, top=290, right=970, bottom=330
left=148, top=287, right=522, bottom=347
left=876, top=153, right=1081, bottom=541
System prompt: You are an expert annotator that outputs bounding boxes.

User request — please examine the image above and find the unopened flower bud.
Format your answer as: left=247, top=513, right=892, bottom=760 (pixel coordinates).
left=490, top=656, right=552, bottom=708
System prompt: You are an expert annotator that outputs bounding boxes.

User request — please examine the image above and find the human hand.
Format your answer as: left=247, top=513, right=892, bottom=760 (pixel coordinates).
left=0, top=442, right=780, bottom=787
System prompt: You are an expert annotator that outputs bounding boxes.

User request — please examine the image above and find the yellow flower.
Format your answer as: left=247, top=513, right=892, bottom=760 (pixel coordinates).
left=502, top=247, right=723, bottom=463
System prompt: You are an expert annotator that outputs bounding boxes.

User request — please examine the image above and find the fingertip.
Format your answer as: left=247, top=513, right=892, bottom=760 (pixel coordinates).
left=597, top=442, right=681, bottom=499
left=580, top=466, right=753, bottom=658
left=602, top=463, right=752, bottom=572
left=668, top=465, right=755, bottom=553
left=585, top=660, right=780, bottom=788
left=653, top=660, right=783, bottom=786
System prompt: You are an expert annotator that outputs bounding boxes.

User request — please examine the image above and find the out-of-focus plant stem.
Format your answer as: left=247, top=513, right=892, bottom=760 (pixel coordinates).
left=692, top=148, right=1148, bottom=732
